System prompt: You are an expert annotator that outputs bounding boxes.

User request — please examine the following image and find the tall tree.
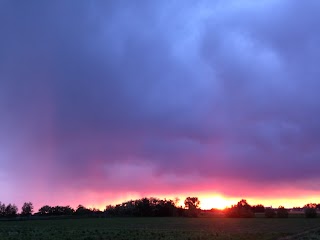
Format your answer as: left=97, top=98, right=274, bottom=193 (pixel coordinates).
left=38, top=205, right=52, bottom=216
left=184, top=197, right=200, bottom=217
left=21, top=202, right=34, bottom=216
left=75, top=205, right=92, bottom=215
left=184, top=197, right=200, bottom=209
left=225, top=199, right=254, bottom=218
left=5, top=204, right=18, bottom=217
left=0, top=202, right=6, bottom=217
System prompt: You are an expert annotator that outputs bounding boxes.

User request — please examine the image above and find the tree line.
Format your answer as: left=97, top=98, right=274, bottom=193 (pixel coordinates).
left=105, top=197, right=200, bottom=217
left=0, top=198, right=319, bottom=219
left=224, top=199, right=319, bottom=218
left=0, top=197, right=200, bottom=218
left=0, top=202, right=34, bottom=218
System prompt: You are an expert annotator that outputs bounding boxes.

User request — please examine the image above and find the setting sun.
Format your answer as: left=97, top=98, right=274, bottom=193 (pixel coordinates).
left=200, top=195, right=236, bottom=210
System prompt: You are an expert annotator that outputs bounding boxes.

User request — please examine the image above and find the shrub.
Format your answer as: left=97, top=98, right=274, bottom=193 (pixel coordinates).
left=225, top=208, right=255, bottom=218
left=277, top=206, right=288, bottom=218
left=251, top=204, right=265, bottom=213
left=304, top=207, right=317, bottom=218
left=264, top=208, right=276, bottom=218
left=224, top=200, right=254, bottom=218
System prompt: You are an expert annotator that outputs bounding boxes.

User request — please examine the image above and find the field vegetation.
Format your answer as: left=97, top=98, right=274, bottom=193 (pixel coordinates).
left=1, top=217, right=320, bottom=240
left=1, top=198, right=320, bottom=239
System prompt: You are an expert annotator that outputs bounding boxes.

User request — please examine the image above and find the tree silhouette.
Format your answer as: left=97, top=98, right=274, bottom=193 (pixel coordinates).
left=21, top=202, right=34, bottom=216
left=184, top=197, right=200, bottom=217
left=277, top=206, right=288, bottom=218
left=5, top=204, right=18, bottom=218
left=184, top=197, right=200, bottom=209
left=105, top=197, right=181, bottom=217
left=251, top=204, right=265, bottom=213
left=225, top=199, right=254, bottom=218
left=75, top=205, right=92, bottom=216
left=38, top=205, right=52, bottom=216
left=0, top=202, right=5, bottom=217
left=304, top=203, right=317, bottom=218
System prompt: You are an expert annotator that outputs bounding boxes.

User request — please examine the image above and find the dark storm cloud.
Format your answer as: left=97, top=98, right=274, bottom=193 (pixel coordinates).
left=1, top=0, right=320, bottom=199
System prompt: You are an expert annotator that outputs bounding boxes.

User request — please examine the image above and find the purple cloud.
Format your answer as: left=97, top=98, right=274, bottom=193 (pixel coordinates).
left=1, top=0, right=320, bottom=207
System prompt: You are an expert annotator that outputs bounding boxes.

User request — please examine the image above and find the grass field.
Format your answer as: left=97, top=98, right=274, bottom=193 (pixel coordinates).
left=1, top=217, right=320, bottom=240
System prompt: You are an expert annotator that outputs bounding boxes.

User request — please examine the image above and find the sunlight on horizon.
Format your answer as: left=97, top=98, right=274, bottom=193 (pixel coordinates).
left=88, top=193, right=320, bottom=211
left=200, top=195, right=237, bottom=210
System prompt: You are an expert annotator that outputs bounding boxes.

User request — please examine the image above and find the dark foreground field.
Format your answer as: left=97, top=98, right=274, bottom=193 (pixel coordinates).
left=1, top=217, right=320, bottom=240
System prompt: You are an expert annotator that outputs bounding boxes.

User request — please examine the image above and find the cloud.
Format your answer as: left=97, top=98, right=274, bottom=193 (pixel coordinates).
left=1, top=0, right=320, bottom=206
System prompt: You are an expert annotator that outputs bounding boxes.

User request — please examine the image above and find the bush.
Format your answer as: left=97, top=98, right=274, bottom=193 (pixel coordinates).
left=264, top=208, right=276, bottom=218
left=305, top=207, right=317, bottom=218
left=251, top=204, right=265, bottom=213
left=224, top=200, right=255, bottom=218
left=277, top=206, right=288, bottom=218
left=225, top=209, right=254, bottom=218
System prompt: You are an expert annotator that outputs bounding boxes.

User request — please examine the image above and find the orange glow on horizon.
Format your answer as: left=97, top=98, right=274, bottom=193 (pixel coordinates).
left=200, top=195, right=237, bottom=210
left=82, top=192, right=320, bottom=211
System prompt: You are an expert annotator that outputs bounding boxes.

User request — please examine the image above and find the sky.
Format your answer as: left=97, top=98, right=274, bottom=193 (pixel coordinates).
left=1, top=0, right=320, bottom=211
